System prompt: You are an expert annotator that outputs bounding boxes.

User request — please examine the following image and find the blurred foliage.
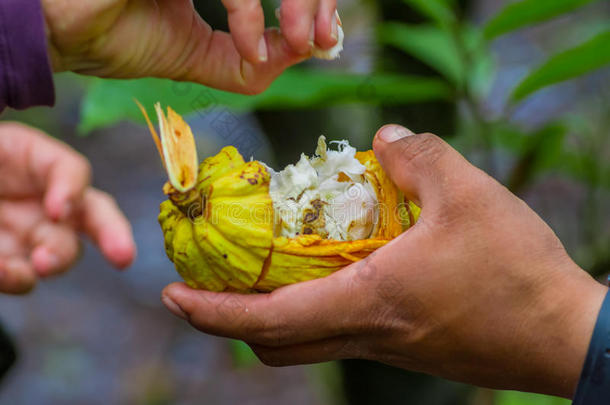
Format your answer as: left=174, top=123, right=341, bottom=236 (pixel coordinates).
left=483, top=0, right=600, bottom=39
left=80, top=70, right=450, bottom=133
left=378, top=22, right=465, bottom=84
left=511, top=30, right=610, bottom=102
left=496, top=391, right=570, bottom=405
left=229, top=340, right=259, bottom=368
left=402, top=0, right=457, bottom=27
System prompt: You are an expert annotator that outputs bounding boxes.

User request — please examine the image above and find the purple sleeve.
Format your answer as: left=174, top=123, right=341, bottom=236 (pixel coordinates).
left=0, top=0, right=55, bottom=112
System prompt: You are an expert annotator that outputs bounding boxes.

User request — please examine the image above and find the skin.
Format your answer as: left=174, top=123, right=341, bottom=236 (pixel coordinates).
left=0, top=123, right=136, bottom=294
left=162, top=124, right=608, bottom=398
left=42, top=0, right=339, bottom=94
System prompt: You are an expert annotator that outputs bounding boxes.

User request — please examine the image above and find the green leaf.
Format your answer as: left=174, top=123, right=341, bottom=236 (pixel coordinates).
left=79, top=68, right=451, bottom=133
left=506, top=124, right=567, bottom=192
left=229, top=340, right=258, bottom=368
left=496, top=390, right=570, bottom=405
left=460, top=25, right=496, bottom=98
left=378, top=22, right=464, bottom=85
left=511, top=30, right=610, bottom=102
left=484, top=0, right=598, bottom=40
left=402, top=0, right=456, bottom=26
left=484, top=122, right=610, bottom=190
left=561, top=149, right=610, bottom=189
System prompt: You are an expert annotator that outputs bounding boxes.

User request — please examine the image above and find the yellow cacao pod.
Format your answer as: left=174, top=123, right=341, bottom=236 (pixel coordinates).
left=139, top=103, right=420, bottom=292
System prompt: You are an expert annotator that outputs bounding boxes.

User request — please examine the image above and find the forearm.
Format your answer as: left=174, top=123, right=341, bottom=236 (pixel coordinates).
left=0, top=0, right=54, bottom=111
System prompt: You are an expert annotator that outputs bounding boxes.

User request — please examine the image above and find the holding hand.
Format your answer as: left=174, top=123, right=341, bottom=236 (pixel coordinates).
left=0, top=123, right=135, bottom=294
left=43, top=0, right=339, bottom=94
left=162, top=125, right=607, bottom=399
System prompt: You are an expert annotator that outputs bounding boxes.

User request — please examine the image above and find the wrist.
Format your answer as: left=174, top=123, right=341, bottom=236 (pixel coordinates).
left=541, top=269, right=607, bottom=398
left=572, top=286, right=610, bottom=404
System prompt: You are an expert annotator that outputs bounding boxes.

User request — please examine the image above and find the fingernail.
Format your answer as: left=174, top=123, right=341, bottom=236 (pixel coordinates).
left=335, top=10, right=342, bottom=27
left=331, top=12, right=338, bottom=41
left=258, top=36, right=268, bottom=62
left=378, top=125, right=415, bottom=143
left=309, top=22, right=315, bottom=47
left=162, top=295, right=187, bottom=320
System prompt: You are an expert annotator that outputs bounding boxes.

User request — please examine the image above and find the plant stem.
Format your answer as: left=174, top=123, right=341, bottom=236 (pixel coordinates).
left=449, top=22, right=497, bottom=177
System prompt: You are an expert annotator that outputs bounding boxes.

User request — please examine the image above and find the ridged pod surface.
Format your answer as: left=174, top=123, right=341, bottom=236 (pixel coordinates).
left=138, top=102, right=419, bottom=293
left=159, top=146, right=420, bottom=292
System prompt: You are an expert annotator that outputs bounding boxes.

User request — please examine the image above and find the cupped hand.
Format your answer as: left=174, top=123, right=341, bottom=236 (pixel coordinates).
left=43, top=0, right=339, bottom=94
left=0, top=122, right=135, bottom=294
left=161, top=125, right=607, bottom=398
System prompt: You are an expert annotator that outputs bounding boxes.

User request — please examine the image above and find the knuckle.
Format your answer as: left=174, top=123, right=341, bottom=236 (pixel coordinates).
left=348, top=254, right=379, bottom=288
left=215, top=296, right=288, bottom=347
left=397, top=133, right=447, bottom=170
left=433, top=170, right=494, bottom=227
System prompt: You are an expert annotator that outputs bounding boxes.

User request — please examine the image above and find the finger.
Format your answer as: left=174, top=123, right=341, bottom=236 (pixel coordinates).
left=30, top=137, right=91, bottom=222
left=372, top=125, right=474, bottom=210
left=162, top=264, right=373, bottom=347
left=182, top=27, right=307, bottom=95
left=29, top=222, right=80, bottom=277
left=279, top=0, right=319, bottom=54
left=0, top=257, right=37, bottom=294
left=0, top=229, right=26, bottom=257
left=314, top=0, right=338, bottom=49
left=79, top=188, right=136, bottom=269
left=249, top=335, right=361, bottom=367
left=0, top=199, right=45, bottom=241
left=222, top=0, right=267, bottom=64
left=44, top=153, right=91, bottom=221
left=0, top=122, right=91, bottom=219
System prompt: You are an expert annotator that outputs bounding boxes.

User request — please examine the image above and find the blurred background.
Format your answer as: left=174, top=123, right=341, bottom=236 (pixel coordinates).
left=0, top=0, right=609, bottom=404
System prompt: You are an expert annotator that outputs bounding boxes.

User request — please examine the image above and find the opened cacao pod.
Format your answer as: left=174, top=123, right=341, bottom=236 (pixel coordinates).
left=139, top=103, right=420, bottom=292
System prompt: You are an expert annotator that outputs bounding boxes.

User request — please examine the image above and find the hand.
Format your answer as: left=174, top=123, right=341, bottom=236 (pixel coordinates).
left=0, top=122, right=135, bottom=294
left=161, top=124, right=608, bottom=398
left=43, top=0, right=339, bottom=94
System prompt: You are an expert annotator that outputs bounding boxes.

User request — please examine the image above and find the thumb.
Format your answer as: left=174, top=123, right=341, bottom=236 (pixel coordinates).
left=372, top=124, right=474, bottom=210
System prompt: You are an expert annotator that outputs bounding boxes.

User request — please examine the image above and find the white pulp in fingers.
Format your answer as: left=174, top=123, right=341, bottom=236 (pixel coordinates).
left=268, top=136, right=378, bottom=241
left=274, top=8, right=344, bottom=60
left=311, top=20, right=344, bottom=60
